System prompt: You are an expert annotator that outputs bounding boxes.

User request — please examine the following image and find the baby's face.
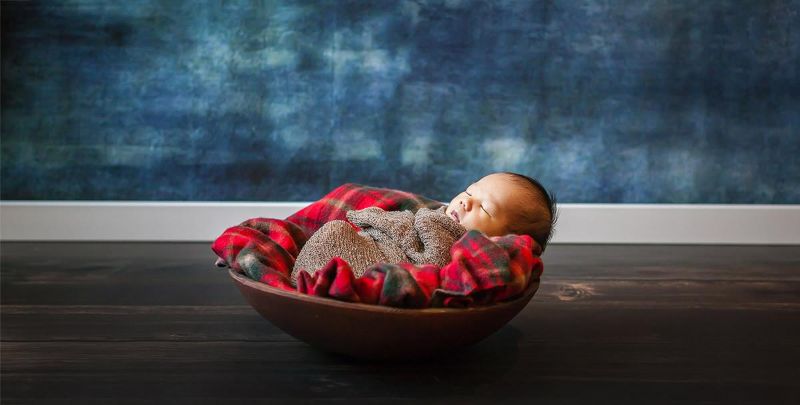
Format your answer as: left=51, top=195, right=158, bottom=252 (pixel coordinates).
left=445, top=173, right=523, bottom=237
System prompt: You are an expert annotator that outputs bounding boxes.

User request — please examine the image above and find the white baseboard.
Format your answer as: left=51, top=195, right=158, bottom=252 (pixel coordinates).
left=1, top=202, right=799, bottom=244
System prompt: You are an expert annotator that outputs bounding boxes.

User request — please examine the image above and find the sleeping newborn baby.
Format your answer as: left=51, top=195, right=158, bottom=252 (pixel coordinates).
left=290, top=171, right=557, bottom=286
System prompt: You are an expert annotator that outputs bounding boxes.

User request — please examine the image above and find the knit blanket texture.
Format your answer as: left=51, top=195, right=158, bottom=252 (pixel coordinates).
left=291, top=205, right=467, bottom=286
left=211, top=183, right=544, bottom=308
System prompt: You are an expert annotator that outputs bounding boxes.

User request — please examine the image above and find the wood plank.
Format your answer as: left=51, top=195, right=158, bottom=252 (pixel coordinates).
left=3, top=243, right=799, bottom=284
left=2, top=242, right=799, bottom=404
left=3, top=274, right=799, bottom=306
left=2, top=282, right=799, bottom=342
left=3, top=272, right=799, bottom=342
left=3, top=304, right=800, bottom=348
left=1, top=338, right=797, bottom=403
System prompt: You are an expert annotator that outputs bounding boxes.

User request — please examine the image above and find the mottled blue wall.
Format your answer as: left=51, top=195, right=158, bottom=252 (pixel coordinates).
left=2, top=0, right=798, bottom=203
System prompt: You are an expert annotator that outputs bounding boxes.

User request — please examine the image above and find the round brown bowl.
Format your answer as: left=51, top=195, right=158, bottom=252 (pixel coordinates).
left=230, top=269, right=540, bottom=360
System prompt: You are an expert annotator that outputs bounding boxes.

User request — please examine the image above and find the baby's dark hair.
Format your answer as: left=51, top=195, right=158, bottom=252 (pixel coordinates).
left=501, top=171, right=559, bottom=253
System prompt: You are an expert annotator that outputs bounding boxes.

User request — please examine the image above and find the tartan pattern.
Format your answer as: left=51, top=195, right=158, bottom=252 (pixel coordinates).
left=211, top=183, right=544, bottom=308
left=284, top=183, right=446, bottom=237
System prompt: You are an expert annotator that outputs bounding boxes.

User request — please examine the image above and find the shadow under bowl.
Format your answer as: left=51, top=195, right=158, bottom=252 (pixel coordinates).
left=230, top=269, right=540, bottom=360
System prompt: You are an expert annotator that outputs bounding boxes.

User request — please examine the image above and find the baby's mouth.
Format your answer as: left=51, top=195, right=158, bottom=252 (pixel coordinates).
left=450, top=210, right=460, bottom=223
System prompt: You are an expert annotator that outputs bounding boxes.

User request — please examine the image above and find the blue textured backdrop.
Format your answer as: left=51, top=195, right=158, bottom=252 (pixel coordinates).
left=2, top=0, right=798, bottom=203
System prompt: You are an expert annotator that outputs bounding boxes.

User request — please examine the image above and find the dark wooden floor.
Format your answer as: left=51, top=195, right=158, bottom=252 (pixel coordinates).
left=1, top=242, right=798, bottom=404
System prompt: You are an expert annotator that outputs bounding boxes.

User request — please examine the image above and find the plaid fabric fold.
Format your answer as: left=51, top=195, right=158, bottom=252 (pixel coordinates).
left=211, top=183, right=543, bottom=308
left=284, top=182, right=446, bottom=237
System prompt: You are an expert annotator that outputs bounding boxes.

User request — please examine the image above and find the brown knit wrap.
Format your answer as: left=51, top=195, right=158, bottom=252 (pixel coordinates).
left=290, top=206, right=466, bottom=286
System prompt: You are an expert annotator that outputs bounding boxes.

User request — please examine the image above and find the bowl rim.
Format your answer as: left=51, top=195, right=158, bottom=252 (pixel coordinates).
left=229, top=268, right=540, bottom=314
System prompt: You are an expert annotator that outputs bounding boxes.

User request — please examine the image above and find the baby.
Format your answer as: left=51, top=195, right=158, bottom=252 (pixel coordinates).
left=290, top=171, right=557, bottom=286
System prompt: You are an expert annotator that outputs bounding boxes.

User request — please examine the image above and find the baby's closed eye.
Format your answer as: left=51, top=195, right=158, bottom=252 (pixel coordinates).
left=465, top=191, right=493, bottom=217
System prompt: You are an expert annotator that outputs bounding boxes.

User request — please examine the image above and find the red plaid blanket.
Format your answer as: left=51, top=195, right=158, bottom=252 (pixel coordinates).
left=211, top=183, right=544, bottom=308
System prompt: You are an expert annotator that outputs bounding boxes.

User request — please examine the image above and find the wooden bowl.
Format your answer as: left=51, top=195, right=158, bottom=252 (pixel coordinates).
left=229, top=269, right=540, bottom=360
